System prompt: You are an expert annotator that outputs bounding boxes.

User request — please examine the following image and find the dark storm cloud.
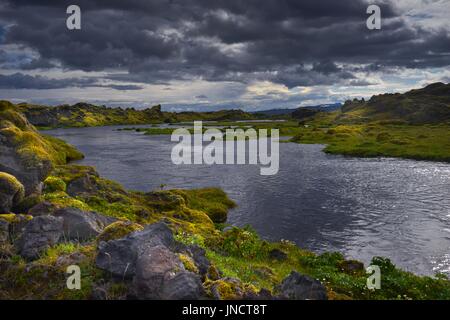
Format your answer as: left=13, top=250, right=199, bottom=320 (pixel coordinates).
left=0, top=72, right=143, bottom=90
left=0, top=0, right=449, bottom=88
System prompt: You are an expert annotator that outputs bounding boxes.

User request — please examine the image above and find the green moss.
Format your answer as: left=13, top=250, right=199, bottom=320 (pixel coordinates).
left=36, top=242, right=80, bottom=266
left=291, top=124, right=450, bottom=162
left=173, top=188, right=236, bottom=224
left=43, top=191, right=91, bottom=211
left=97, top=220, right=143, bottom=242
left=0, top=172, right=25, bottom=207
left=0, top=243, right=102, bottom=299
left=0, top=213, right=19, bottom=223
left=178, top=253, right=199, bottom=273
left=0, top=213, right=33, bottom=224
left=44, top=176, right=67, bottom=192
left=0, top=108, right=84, bottom=170
left=204, top=278, right=258, bottom=300
left=14, top=193, right=44, bottom=213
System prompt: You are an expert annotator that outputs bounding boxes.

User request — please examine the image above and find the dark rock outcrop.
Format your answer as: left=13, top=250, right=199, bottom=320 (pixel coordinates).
left=28, top=201, right=58, bottom=216
left=96, top=221, right=209, bottom=300
left=161, top=271, right=205, bottom=300
left=132, top=245, right=185, bottom=299
left=54, top=207, right=116, bottom=241
left=278, top=271, right=328, bottom=300
left=96, top=222, right=176, bottom=278
left=15, top=216, right=63, bottom=260
left=66, top=175, right=98, bottom=197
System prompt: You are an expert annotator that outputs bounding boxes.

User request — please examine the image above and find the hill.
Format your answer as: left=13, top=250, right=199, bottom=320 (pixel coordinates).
left=336, top=82, right=450, bottom=124
left=15, top=103, right=260, bottom=128
left=290, top=83, right=450, bottom=162
left=17, top=103, right=166, bottom=128
left=254, top=103, right=342, bottom=118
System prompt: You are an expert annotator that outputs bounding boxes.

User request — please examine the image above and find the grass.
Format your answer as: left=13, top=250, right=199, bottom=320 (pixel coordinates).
left=290, top=123, right=450, bottom=162
left=0, top=105, right=83, bottom=169
left=176, top=226, right=450, bottom=300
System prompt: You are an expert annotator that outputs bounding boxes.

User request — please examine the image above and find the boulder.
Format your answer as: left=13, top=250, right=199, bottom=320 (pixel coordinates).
left=4, top=214, right=33, bottom=242
left=133, top=245, right=184, bottom=299
left=66, top=175, right=98, bottom=197
left=13, top=192, right=44, bottom=213
left=278, top=271, right=328, bottom=300
left=0, top=172, right=25, bottom=213
left=28, top=201, right=58, bottom=216
left=15, top=215, right=63, bottom=260
left=0, top=219, right=9, bottom=243
left=0, top=127, right=52, bottom=196
left=161, top=271, right=205, bottom=300
left=96, top=220, right=144, bottom=243
left=96, top=221, right=176, bottom=278
left=0, top=107, right=70, bottom=196
left=54, top=207, right=116, bottom=241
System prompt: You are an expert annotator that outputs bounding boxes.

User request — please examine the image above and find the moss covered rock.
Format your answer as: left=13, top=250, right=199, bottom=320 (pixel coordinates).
left=13, top=193, right=44, bottom=213
left=97, top=220, right=143, bottom=242
left=205, top=277, right=258, bottom=300
left=0, top=172, right=25, bottom=213
left=0, top=106, right=83, bottom=195
left=44, top=176, right=67, bottom=193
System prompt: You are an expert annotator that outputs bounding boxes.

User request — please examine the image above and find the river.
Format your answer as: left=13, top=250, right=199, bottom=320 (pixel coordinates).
left=44, top=125, right=450, bottom=276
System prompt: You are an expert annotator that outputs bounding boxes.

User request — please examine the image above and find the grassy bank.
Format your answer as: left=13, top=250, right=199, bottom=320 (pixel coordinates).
left=290, top=123, right=450, bottom=162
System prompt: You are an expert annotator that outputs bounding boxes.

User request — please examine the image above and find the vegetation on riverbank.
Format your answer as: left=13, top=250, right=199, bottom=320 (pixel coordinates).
left=1, top=101, right=84, bottom=167
left=16, top=102, right=260, bottom=129
left=3, top=160, right=450, bottom=300
left=290, top=123, right=450, bottom=162
left=2, top=83, right=450, bottom=299
left=289, top=83, right=450, bottom=162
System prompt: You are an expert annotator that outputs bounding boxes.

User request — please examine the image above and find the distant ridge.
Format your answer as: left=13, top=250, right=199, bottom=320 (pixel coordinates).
left=338, top=82, right=450, bottom=124
left=254, top=103, right=341, bottom=117
left=14, top=103, right=259, bottom=128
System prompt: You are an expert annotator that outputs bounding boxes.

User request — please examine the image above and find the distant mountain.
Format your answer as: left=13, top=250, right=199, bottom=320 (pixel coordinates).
left=337, top=82, right=450, bottom=124
left=254, top=103, right=342, bottom=117
left=298, top=103, right=342, bottom=112
left=252, top=108, right=297, bottom=116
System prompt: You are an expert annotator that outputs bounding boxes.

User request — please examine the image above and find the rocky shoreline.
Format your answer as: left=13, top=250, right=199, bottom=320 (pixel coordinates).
left=1, top=100, right=450, bottom=300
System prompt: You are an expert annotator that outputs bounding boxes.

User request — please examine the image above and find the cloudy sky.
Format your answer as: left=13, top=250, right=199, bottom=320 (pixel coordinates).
left=0, top=0, right=449, bottom=111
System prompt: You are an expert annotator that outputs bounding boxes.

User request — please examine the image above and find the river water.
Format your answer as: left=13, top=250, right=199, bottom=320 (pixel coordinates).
left=45, top=125, right=450, bottom=276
